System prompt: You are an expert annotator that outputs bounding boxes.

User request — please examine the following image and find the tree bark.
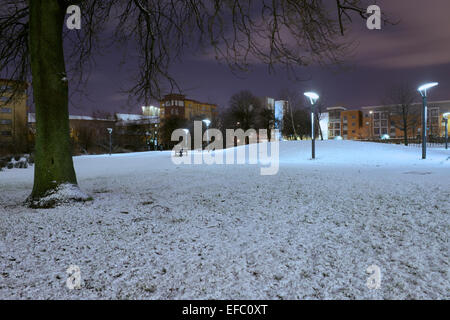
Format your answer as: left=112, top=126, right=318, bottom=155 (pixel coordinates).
left=28, top=0, right=78, bottom=201
left=403, top=117, right=408, bottom=146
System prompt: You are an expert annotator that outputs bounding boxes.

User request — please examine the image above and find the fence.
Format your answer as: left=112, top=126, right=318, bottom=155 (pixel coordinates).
left=360, top=137, right=448, bottom=149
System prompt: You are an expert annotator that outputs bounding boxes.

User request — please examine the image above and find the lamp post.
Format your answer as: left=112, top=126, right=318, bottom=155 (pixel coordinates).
left=443, top=113, right=449, bottom=150
left=418, top=82, right=438, bottom=159
left=145, top=131, right=150, bottom=151
left=304, top=92, right=319, bottom=159
left=107, top=128, right=113, bottom=155
left=369, top=110, right=374, bottom=140
left=203, top=119, right=211, bottom=149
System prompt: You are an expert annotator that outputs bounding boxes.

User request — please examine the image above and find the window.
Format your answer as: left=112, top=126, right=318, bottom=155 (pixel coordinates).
left=0, top=85, right=12, bottom=91
left=352, top=122, right=356, bottom=127
left=381, top=120, right=388, bottom=127
left=352, top=115, right=356, bottom=119
left=343, top=116, right=347, bottom=121
left=0, top=96, right=9, bottom=102
left=374, top=128, right=380, bottom=135
left=374, top=113, right=380, bottom=120
left=381, top=128, right=388, bottom=134
left=374, top=121, right=380, bottom=127
left=343, top=130, right=348, bottom=135
left=352, top=130, right=356, bottom=134
left=1, top=131, right=11, bottom=136
left=1, top=107, right=12, bottom=113
left=0, top=119, right=12, bottom=125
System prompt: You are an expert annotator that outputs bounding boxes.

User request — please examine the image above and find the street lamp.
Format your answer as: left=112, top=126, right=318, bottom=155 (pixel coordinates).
left=443, top=112, right=449, bottom=150
left=304, top=92, right=319, bottom=159
left=107, top=128, right=113, bottom=155
left=418, top=82, right=438, bottom=159
left=145, top=131, right=150, bottom=151
left=369, top=111, right=374, bottom=140
left=203, top=119, right=211, bottom=149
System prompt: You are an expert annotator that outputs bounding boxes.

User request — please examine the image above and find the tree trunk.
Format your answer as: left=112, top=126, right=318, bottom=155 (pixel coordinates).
left=316, top=113, right=323, bottom=140
left=403, top=115, right=408, bottom=146
left=28, top=1, right=78, bottom=203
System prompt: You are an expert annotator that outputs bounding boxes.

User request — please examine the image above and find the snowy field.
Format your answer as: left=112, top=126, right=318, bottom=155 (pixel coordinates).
left=0, top=140, right=449, bottom=299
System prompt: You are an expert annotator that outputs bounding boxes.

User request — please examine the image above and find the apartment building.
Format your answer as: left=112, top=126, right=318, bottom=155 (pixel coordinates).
left=361, top=100, right=450, bottom=139
left=159, top=94, right=217, bottom=121
left=324, top=100, right=450, bottom=140
left=327, top=106, right=346, bottom=139
left=0, top=79, right=28, bottom=153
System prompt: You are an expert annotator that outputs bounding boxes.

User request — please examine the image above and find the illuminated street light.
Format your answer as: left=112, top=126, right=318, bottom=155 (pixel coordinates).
left=304, top=92, right=319, bottom=159
left=107, top=128, right=113, bottom=155
left=203, top=119, right=211, bottom=149
left=417, top=82, right=439, bottom=159
left=418, top=82, right=438, bottom=96
left=369, top=110, right=374, bottom=139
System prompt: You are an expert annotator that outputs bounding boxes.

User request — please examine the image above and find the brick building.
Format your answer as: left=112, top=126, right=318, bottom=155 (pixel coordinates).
left=159, top=94, right=217, bottom=121
left=325, top=100, right=450, bottom=140
left=0, top=79, right=28, bottom=154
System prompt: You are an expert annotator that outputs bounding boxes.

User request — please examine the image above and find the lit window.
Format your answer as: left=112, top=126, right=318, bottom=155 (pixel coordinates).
left=1, top=107, right=12, bottom=113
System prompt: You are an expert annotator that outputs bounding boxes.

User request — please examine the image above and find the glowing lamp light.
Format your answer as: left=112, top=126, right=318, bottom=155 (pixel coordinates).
left=418, top=82, right=438, bottom=97
left=334, top=136, right=343, bottom=140
left=381, top=134, right=390, bottom=140
left=202, top=119, right=211, bottom=127
left=304, top=92, right=319, bottom=105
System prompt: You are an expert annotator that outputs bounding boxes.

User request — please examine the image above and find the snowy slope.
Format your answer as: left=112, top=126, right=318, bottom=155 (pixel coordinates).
left=0, top=141, right=449, bottom=299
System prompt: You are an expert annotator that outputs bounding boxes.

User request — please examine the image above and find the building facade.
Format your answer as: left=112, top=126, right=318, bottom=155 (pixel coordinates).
left=28, top=111, right=161, bottom=154
left=324, top=100, right=450, bottom=140
left=159, top=94, right=217, bottom=121
left=0, top=79, right=28, bottom=153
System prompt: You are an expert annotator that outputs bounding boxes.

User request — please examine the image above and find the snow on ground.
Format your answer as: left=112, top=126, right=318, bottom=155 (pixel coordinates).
left=0, top=140, right=449, bottom=299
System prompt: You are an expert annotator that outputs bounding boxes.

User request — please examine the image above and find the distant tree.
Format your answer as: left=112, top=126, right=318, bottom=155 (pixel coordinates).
left=73, top=122, right=96, bottom=154
left=160, top=116, right=187, bottom=149
left=278, top=88, right=314, bottom=140
left=259, top=108, right=275, bottom=140
left=227, top=91, right=263, bottom=132
left=383, top=83, right=419, bottom=146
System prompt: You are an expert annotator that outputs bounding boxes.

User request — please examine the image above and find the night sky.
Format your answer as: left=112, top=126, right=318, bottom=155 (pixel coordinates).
left=68, top=0, right=450, bottom=116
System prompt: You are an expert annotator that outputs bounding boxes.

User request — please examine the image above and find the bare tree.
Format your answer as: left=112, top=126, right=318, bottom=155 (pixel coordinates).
left=383, top=83, right=419, bottom=146
left=278, top=88, right=305, bottom=139
left=227, top=90, right=263, bottom=132
left=0, top=0, right=384, bottom=207
left=73, top=121, right=96, bottom=154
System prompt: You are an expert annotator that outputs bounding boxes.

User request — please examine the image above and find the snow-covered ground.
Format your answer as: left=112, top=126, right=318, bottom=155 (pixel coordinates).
left=0, top=140, right=449, bottom=299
